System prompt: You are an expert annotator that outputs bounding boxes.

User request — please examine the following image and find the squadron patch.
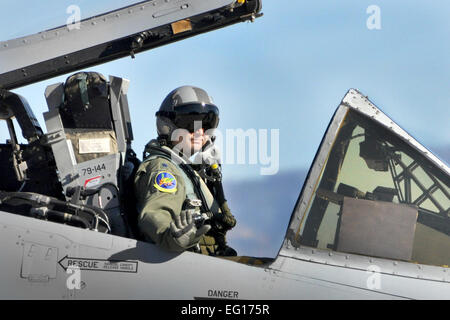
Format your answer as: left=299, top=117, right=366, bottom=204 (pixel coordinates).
left=154, top=171, right=177, bottom=193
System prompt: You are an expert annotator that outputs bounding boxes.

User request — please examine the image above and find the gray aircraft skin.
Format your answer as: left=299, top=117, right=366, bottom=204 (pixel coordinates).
left=0, top=0, right=449, bottom=300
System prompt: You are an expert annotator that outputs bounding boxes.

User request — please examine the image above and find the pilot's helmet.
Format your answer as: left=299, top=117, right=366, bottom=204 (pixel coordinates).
left=156, top=85, right=219, bottom=140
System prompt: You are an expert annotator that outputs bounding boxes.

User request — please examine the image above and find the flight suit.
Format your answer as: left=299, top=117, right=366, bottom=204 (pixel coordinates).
left=134, top=144, right=233, bottom=254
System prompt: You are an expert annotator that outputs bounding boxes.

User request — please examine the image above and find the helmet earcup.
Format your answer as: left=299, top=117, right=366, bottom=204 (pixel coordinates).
left=156, top=116, right=177, bottom=137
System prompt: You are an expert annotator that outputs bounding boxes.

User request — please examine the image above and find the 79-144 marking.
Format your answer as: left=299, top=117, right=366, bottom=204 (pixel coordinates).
left=81, top=163, right=106, bottom=176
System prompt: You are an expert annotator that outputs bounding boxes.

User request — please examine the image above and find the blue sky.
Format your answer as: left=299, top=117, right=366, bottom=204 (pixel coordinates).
left=1, top=1, right=449, bottom=257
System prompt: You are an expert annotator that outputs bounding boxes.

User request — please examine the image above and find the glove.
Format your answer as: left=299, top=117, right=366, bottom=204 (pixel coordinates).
left=219, top=201, right=236, bottom=230
left=170, top=209, right=211, bottom=250
left=207, top=202, right=236, bottom=231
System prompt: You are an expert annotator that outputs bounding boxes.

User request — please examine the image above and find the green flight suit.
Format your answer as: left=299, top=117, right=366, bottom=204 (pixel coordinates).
left=134, top=147, right=224, bottom=254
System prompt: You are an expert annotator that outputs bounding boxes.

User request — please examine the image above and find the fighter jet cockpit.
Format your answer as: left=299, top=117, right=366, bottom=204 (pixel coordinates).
left=0, top=0, right=264, bottom=246
left=1, top=0, right=449, bottom=300
left=0, top=72, right=140, bottom=238
left=291, top=109, right=450, bottom=267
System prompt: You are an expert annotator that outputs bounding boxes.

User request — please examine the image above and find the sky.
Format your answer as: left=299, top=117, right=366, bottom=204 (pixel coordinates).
left=0, top=0, right=449, bottom=257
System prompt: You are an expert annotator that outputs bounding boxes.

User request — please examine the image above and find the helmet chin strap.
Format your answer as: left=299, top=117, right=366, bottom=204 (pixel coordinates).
left=195, top=137, right=219, bottom=162
left=192, top=138, right=228, bottom=223
left=192, top=137, right=222, bottom=182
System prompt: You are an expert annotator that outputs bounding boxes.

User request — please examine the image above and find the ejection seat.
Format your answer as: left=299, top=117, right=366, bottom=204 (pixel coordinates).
left=44, top=71, right=141, bottom=238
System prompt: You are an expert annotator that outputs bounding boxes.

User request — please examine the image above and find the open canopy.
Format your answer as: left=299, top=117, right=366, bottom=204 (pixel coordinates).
left=0, top=0, right=141, bottom=41
left=0, top=0, right=262, bottom=90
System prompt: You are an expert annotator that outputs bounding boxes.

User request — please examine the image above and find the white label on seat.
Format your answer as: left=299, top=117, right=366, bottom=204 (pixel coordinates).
left=79, top=138, right=111, bottom=154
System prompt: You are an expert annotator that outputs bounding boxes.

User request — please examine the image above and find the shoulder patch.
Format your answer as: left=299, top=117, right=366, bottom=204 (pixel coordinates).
left=154, top=171, right=177, bottom=193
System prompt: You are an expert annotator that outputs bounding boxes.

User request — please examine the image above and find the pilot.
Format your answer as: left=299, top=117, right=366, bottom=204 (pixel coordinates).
left=134, top=86, right=237, bottom=256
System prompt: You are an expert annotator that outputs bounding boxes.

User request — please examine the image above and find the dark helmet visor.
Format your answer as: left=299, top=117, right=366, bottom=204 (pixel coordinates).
left=156, top=103, right=219, bottom=133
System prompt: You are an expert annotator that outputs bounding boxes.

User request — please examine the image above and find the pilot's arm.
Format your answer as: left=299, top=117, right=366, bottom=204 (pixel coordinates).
left=134, top=158, right=186, bottom=251
left=134, top=158, right=209, bottom=252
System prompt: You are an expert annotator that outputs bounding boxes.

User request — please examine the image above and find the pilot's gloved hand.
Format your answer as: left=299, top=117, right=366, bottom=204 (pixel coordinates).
left=170, top=209, right=211, bottom=250
left=218, top=201, right=236, bottom=230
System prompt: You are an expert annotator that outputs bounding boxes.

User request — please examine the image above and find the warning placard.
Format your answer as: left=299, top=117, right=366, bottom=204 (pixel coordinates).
left=58, top=255, right=138, bottom=273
